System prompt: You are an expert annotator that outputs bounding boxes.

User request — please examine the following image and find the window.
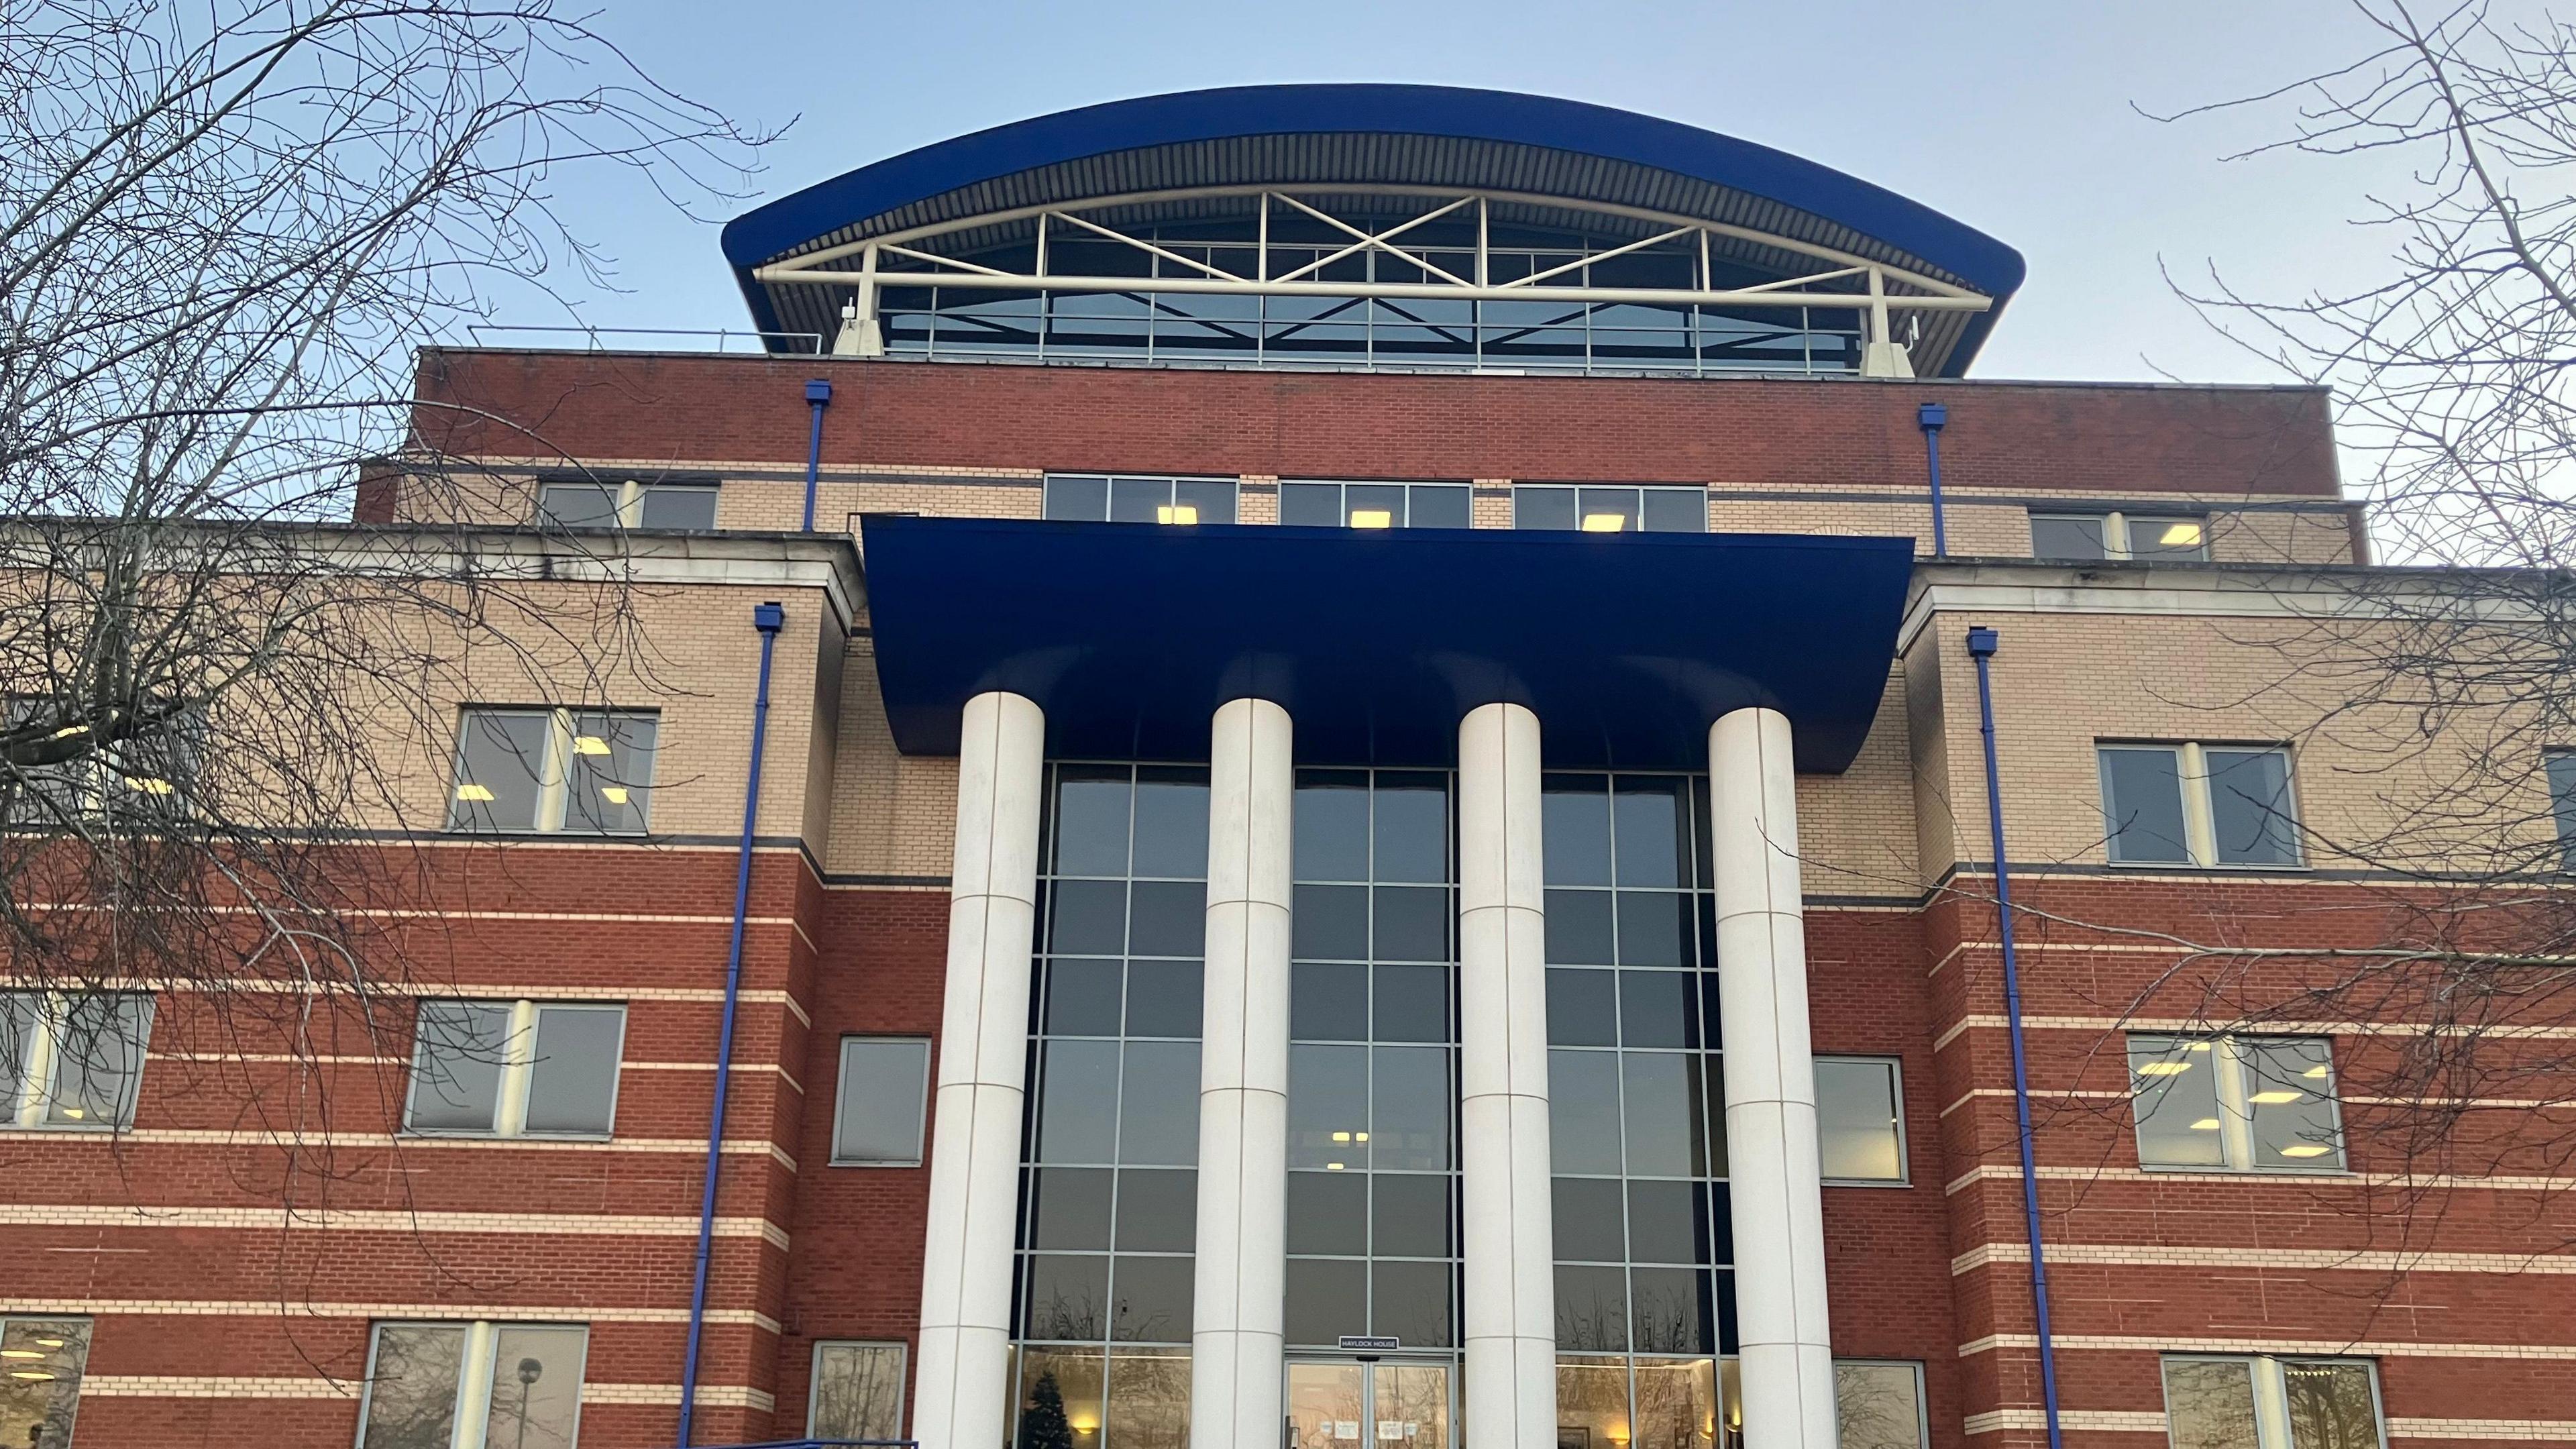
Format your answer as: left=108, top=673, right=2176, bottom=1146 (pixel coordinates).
left=2546, top=751, right=2576, bottom=870
left=1515, top=485, right=1705, bottom=533
left=832, top=1037, right=930, bottom=1166
left=2161, top=1355, right=2385, bottom=1449
left=535, top=478, right=719, bottom=531
left=2, top=993, right=152, bottom=1130
left=809, top=1341, right=906, bottom=1441
left=1010, top=761, right=1212, bottom=1447
left=1042, top=474, right=1238, bottom=525
left=405, top=1001, right=625, bottom=1138
left=2098, top=743, right=2300, bottom=867
left=1279, top=480, right=1472, bottom=530
left=2129, top=1034, right=2343, bottom=1172
left=447, top=708, right=657, bottom=835
left=1835, top=1361, right=1928, bottom=1449
left=3, top=703, right=207, bottom=829
left=0, top=1316, right=92, bottom=1447
left=2030, top=509, right=2208, bottom=561
left=1815, top=1057, right=1907, bottom=1184
left=358, top=1321, right=588, bottom=1449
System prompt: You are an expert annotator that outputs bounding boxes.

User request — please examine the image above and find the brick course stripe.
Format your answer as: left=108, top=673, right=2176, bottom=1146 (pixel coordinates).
left=0, top=1203, right=790, bottom=1249
left=0, top=1128, right=795, bottom=1172
left=2389, top=1420, right=2576, bottom=1442
left=1964, top=1409, right=2166, bottom=1435
left=1933, top=1013, right=2576, bottom=1054
left=77, top=1376, right=776, bottom=1411
left=1955, top=1241, right=2576, bottom=1276
left=1945, top=1163, right=2576, bottom=1194
left=1962, top=1332, right=2576, bottom=1360
left=0, top=1299, right=780, bottom=1331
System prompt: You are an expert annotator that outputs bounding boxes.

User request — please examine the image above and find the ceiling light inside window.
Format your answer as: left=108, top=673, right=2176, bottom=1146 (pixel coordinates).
left=599, top=787, right=630, bottom=806
left=1332, top=1132, right=1350, bottom=1142
left=573, top=736, right=613, bottom=756
left=7, top=1371, right=53, bottom=1381
left=1349, top=509, right=1394, bottom=529
left=122, top=775, right=174, bottom=794
left=0, top=1350, right=40, bottom=1360
left=1580, top=513, right=1627, bottom=533
left=2302, top=1065, right=2331, bottom=1079
left=1157, top=504, right=1199, bottom=525
left=1326, top=1161, right=1345, bottom=1171
left=2134, top=1062, right=2192, bottom=1077
left=454, top=784, right=494, bottom=802
left=2158, top=523, right=2203, bottom=547
left=2277, top=1144, right=2332, bottom=1158
left=2247, top=1090, right=2304, bottom=1104
left=2189, top=1118, right=2221, bottom=1131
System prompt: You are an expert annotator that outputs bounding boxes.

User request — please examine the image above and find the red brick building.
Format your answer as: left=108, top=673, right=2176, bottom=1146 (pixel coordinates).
left=6, top=85, right=2558, bottom=1449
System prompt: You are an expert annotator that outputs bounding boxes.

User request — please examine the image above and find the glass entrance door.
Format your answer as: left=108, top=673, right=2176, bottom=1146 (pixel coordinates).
left=1286, top=1360, right=1453, bottom=1449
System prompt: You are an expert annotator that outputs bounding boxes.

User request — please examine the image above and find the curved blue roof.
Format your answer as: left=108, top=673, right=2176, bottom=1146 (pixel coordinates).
left=723, top=84, right=2025, bottom=372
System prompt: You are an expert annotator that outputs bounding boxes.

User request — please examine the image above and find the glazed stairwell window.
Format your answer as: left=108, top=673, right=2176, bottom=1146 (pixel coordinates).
left=447, top=708, right=657, bottom=835
left=1, top=992, right=152, bottom=1130
left=808, top=1341, right=906, bottom=1440
left=405, top=1001, right=625, bottom=1139
left=535, top=477, right=719, bottom=531
left=2129, top=1034, right=2345, bottom=1172
left=358, top=1321, right=589, bottom=1449
left=2161, top=1355, right=2385, bottom=1449
left=830, top=1036, right=930, bottom=1166
left=1278, top=480, right=1472, bottom=529
left=1514, top=484, right=1707, bottom=533
left=2098, top=742, right=2301, bottom=867
left=1042, top=474, right=1238, bottom=525
left=1814, top=1057, right=1907, bottom=1185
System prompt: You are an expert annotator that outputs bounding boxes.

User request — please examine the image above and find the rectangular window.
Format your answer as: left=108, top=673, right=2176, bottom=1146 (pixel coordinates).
left=1042, top=474, right=1238, bottom=525
left=1514, top=485, right=1706, bottom=533
left=809, top=1341, right=906, bottom=1440
left=0, top=1316, right=92, bottom=1446
left=2098, top=743, right=2300, bottom=867
left=1835, top=1360, right=1928, bottom=1449
left=832, top=1036, right=931, bottom=1166
left=1278, top=480, right=1472, bottom=530
left=1815, top=1057, right=1907, bottom=1184
left=447, top=708, right=657, bottom=835
left=405, top=1001, right=625, bottom=1139
left=3, top=702, right=208, bottom=828
left=358, top=1321, right=589, bottom=1449
left=2031, top=509, right=2209, bottom=561
left=2161, top=1355, right=2385, bottom=1449
left=2129, top=1034, right=2344, bottom=1172
left=536, top=478, right=720, bottom=531
left=2547, top=751, right=2576, bottom=870
left=2, top=993, right=152, bottom=1130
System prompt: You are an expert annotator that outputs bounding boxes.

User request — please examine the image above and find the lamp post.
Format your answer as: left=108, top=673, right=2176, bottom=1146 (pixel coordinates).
left=515, top=1356, right=543, bottom=1449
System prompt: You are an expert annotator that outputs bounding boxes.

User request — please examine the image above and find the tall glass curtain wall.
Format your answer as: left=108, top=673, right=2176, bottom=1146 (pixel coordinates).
left=1283, top=770, right=1461, bottom=1350
left=1544, top=774, right=1739, bottom=1449
left=1014, top=764, right=1212, bottom=1449
left=877, top=215, right=1862, bottom=376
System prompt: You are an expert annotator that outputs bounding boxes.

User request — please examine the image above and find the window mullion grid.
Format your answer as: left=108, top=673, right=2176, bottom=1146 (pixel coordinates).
left=452, top=1320, right=498, bottom=1449
left=537, top=710, right=573, bottom=833
left=16, top=996, right=58, bottom=1127
left=2104, top=510, right=2135, bottom=560
left=2249, top=1355, right=2294, bottom=1449
left=614, top=480, right=643, bottom=529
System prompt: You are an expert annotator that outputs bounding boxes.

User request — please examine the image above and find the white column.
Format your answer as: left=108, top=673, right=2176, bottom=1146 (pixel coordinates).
left=1457, top=702, right=1558, bottom=1449
left=914, top=690, right=1045, bottom=1449
left=1192, top=698, right=1295, bottom=1449
left=1709, top=707, right=1837, bottom=1449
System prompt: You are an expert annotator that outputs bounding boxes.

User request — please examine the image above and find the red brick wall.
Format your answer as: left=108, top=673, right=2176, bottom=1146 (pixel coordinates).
left=411, top=351, right=2339, bottom=502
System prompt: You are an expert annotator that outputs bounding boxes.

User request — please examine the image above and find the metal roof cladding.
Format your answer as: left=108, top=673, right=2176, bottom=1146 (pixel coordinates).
left=720, top=84, right=2027, bottom=374
left=858, top=516, right=1917, bottom=771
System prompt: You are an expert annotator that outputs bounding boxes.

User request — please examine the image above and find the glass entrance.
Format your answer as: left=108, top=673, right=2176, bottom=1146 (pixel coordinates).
left=1285, top=1360, right=1453, bottom=1449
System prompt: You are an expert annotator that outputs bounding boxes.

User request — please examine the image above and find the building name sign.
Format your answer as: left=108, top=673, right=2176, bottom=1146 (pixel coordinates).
left=1336, top=1335, right=1402, bottom=1351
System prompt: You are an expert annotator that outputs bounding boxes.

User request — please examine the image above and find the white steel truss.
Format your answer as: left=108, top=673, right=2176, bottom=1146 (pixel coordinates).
left=748, top=186, right=1992, bottom=376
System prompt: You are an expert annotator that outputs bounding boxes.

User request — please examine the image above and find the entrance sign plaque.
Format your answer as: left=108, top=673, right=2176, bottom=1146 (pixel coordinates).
left=1338, top=1336, right=1402, bottom=1352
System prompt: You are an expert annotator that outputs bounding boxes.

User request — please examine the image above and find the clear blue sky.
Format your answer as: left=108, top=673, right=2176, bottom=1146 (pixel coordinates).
left=543, top=0, right=2414, bottom=386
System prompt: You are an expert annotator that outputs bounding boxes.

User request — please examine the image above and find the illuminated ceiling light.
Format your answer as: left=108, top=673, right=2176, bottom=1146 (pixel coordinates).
left=32, top=1340, right=63, bottom=1348
left=2134, top=1062, right=2192, bottom=1077
left=2302, top=1065, right=2331, bottom=1079
left=1326, top=1161, right=1345, bottom=1171
left=59, top=1108, right=84, bottom=1120
left=2247, top=1090, right=2304, bottom=1105
left=1354, top=1132, right=1368, bottom=1142
left=572, top=735, right=613, bottom=756
left=1332, top=1132, right=1350, bottom=1142
left=1580, top=513, right=1627, bottom=533
left=2189, top=1118, right=2222, bottom=1131
left=1349, top=509, right=1394, bottom=529
left=49, top=724, right=87, bottom=739
left=2278, top=1144, right=2332, bottom=1159
left=1157, top=504, right=1199, bottom=525
left=122, top=775, right=174, bottom=794
left=598, top=787, right=630, bottom=806
left=0, top=1350, right=40, bottom=1360
left=454, top=783, right=494, bottom=802
left=2188, top=1042, right=2214, bottom=1052
left=2158, top=523, right=2204, bottom=547
left=7, top=1371, right=53, bottom=1381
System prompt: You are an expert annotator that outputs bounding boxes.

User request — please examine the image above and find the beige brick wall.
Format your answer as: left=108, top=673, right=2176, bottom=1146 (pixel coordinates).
left=1793, top=672, right=1920, bottom=898
left=824, top=636, right=962, bottom=879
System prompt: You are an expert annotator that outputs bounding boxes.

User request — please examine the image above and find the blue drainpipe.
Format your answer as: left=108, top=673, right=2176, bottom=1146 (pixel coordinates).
left=1919, top=402, right=1950, bottom=557
left=1966, top=626, right=2065, bottom=1449
left=678, top=599, right=787, bottom=1446
left=800, top=379, right=833, bottom=531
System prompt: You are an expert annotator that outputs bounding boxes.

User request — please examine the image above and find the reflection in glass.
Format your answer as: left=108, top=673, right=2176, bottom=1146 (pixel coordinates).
left=523, top=1006, right=623, bottom=1136
left=483, top=1325, right=585, bottom=1449
left=1814, top=1059, right=1904, bottom=1182
left=358, top=1324, right=467, bottom=1449
left=810, top=1342, right=906, bottom=1440
left=1630, top=1356, right=1719, bottom=1449
left=407, top=1002, right=511, bottom=1132
left=2161, top=1358, right=2261, bottom=1449
left=2245, top=1038, right=2344, bottom=1170
left=1833, top=1362, right=1924, bottom=1449
left=42, top=994, right=151, bottom=1128
left=2283, top=1360, right=2382, bottom=1449
left=2099, top=747, right=2190, bottom=863
left=1016, top=1348, right=1106, bottom=1449
left=2128, top=1035, right=2225, bottom=1169
left=0, top=1320, right=90, bottom=1449
left=2206, top=748, right=2298, bottom=866
left=1104, top=1348, right=1191, bottom=1449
